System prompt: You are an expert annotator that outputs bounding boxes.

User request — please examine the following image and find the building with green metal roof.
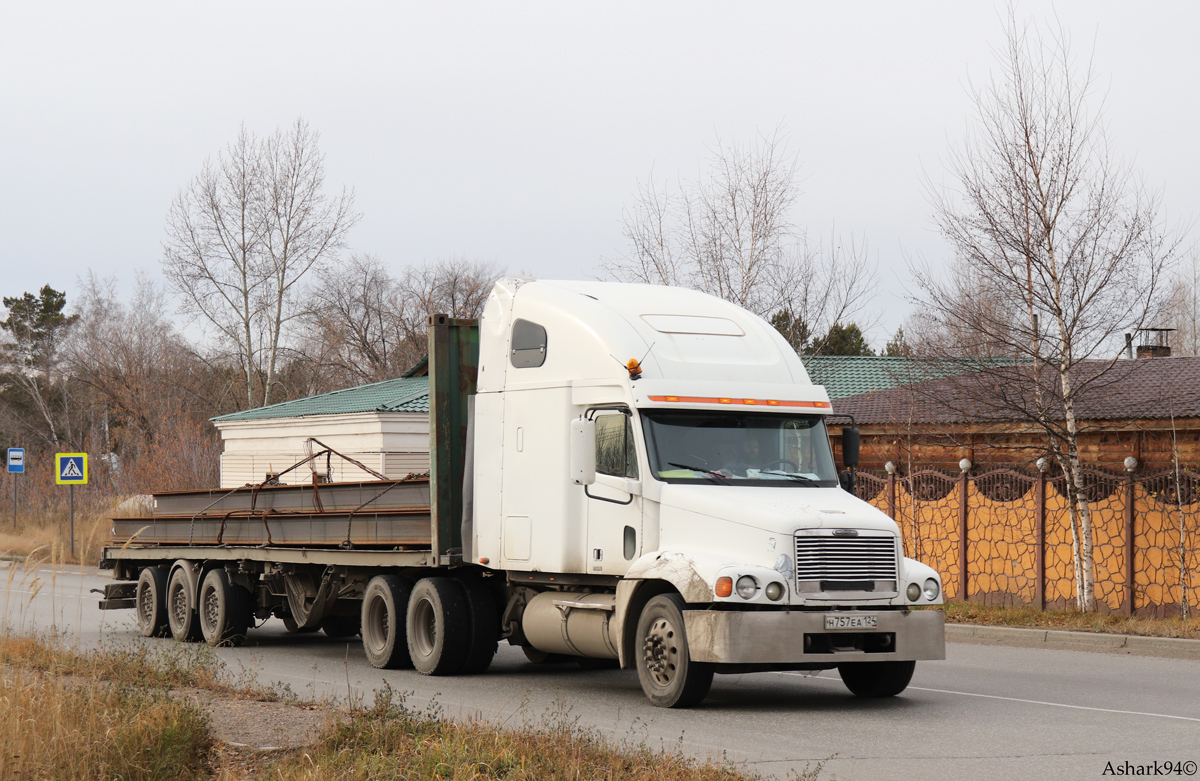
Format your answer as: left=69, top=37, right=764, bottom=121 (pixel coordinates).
left=211, top=377, right=431, bottom=488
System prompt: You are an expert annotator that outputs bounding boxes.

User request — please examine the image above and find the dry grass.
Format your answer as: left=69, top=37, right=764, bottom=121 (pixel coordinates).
left=255, top=684, right=798, bottom=781
left=0, top=667, right=210, bottom=780
left=0, top=635, right=799, bottom=781
left=940, top=602, right=1200, bottom=639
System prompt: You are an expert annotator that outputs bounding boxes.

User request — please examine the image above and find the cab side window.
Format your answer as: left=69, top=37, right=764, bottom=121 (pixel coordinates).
left=595, top=413, right=639, bottom=479
left=510, top=319, right=547, bottom=368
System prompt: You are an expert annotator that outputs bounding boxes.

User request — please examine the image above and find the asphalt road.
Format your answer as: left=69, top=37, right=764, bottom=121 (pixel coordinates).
left=6, top=563, right=1199, bottom=781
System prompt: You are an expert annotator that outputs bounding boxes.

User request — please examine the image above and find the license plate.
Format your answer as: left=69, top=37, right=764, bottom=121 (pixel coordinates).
left=824, top=613, right=878, bottom=630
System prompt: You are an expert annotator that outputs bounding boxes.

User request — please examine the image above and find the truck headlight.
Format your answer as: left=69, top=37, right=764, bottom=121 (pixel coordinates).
left=923, top=578, right=940, bottom=601
left=735, top=576, right=758, bottom=599
left=765, top=581, right=784, bottom=601
left=906, top=582, right=921, bottom=602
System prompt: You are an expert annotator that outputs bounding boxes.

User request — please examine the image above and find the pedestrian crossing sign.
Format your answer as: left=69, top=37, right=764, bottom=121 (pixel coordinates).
left=55, top=453, right=88, bottom=485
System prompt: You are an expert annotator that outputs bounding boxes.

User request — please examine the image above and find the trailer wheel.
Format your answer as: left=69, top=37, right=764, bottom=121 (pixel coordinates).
left=407, top=577, right=471, bottom=675
left=198, top=569, right=250, bottom=647
left=361, top=575, right=414, bottom=669
left=320, top=615, right=361, bottom=638
left=459, top=580, right=499, bottom=674
left=166, top=565, right=203, bottom=642
left=282, top=615, right=320, bottom=634
left=135, top=567, right=169, bottom=638
left=634, top=593, right=713, bottom=708
left=838, top=660, right=916, bottom=697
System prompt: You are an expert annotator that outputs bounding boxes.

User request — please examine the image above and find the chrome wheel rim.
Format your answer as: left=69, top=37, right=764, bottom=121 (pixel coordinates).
left=642, top=616, right=679, bottom=687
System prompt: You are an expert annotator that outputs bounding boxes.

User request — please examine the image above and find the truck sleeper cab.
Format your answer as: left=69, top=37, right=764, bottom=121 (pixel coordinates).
left=99, top=278, right=944, bottom=709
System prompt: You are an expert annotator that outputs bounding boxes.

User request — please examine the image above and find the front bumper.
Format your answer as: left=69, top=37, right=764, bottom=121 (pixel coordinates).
left=684, top=609, right=945, bottom=664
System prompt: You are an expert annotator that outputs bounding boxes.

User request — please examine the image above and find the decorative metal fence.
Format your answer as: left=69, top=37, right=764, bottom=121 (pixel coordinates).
left=855, top=467, right=1200, bottom=616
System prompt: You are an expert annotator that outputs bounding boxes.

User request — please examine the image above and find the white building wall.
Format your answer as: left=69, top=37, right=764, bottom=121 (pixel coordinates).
left=214, top=411, right=430, bottom=488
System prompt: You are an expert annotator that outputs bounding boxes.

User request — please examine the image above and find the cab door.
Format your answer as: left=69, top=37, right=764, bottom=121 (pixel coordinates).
left=585, top=408, right=642, bottom=575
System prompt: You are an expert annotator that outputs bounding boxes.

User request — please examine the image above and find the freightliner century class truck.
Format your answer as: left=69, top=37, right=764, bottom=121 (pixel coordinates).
left=99, top=278, right=945, bottom=708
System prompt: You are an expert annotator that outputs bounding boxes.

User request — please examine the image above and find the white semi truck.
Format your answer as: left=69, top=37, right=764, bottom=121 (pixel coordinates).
left=100, top=278, right=945, bottom=708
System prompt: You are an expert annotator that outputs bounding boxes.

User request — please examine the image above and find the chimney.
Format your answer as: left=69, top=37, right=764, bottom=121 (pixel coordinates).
left=1125, top=333, right=1133, bottom=360
left=1135, top=327, right=1174, bottom=359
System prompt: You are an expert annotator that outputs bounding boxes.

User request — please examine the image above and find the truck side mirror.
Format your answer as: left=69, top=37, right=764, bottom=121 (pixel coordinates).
left=841, top=426, right=860, bottom=469
left=570, top=418, right=596, bottom=485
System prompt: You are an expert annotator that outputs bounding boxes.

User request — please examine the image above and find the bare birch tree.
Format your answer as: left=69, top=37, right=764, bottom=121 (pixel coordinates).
left=915, top=12, right=1180, bottom=611
left=601, top=133, right=876, bottom=351
left=162, top=119, right=358, bottom=408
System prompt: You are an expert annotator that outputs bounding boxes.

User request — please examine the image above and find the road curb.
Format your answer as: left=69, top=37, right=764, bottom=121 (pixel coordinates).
left=945, top=623, right=1200, bottom=660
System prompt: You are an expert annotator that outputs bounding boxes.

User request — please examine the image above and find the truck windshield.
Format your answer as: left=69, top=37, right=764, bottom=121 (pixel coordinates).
left=640, top=410, right=840, bottom=486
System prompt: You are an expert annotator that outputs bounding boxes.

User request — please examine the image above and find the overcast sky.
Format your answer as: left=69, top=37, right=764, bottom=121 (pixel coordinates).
left=1, top=2, right=1196, bottom=348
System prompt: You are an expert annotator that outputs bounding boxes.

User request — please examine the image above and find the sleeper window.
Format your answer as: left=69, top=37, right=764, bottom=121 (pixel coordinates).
left=510, top=319, right=547, bottom=368
left=595, top=413, right=639, bottom=479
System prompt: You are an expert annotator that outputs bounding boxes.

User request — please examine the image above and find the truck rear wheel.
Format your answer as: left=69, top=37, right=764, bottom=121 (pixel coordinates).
left=459, top=579, right=499, bottom=674
left=135, top=567, right=169, bottom=638
left=166, top=565, right=203, bottom=642
left=361, top=575, right=414, bottom=669
left=198, top=568, right=250, bottom=647
left=407, top=577, right=470, bottom=675
left=635, top=593, right=713, bottom=708
left=838, top=660, right=916, bottom=697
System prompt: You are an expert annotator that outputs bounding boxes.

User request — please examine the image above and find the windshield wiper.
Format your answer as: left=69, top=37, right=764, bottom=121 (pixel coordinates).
left=757, top=470, right=820, bottom=486
left=667, top=462, right=730, bottom=485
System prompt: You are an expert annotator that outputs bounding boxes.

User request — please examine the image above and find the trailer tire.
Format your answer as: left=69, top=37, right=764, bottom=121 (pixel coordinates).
left=166, top=565, right=203, bottom=643
left=135, top=567, right=169, bottom=638
left=407, top=577, right=471, bottom=676
left=634, top=593, right=713, bottom=708
left=198, top=569, right=250, bottom=647
left=282, top=615, right=320, bottom=633
left=838, top=660, right=916, bottom=698
left=459, top=580, right=499, bottom=674
left=361, top=575, right=414, bottom=669
left=321, top=615, right=361, bottom=638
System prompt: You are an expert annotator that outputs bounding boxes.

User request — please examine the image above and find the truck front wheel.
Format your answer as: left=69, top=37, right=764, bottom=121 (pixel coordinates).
left=634, top=593, right=713, bottom=708
left=838, top=660, right=916, bottom=697
left=361, top=575, right=414, bottom=669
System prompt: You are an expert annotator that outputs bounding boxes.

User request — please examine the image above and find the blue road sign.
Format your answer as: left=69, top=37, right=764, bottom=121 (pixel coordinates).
left=5, top=448, right=23, bottom=474
left=55, top=453, right=88, bottom=485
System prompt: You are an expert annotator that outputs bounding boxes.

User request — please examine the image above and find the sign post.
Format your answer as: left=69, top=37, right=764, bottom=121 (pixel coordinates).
left=5, top=448, right=23, bottom=530
left=55, top=453, right=88, bottom=556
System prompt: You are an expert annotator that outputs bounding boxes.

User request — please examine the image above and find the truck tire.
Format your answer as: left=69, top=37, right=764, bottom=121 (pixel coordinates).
left=166, top=565, right=203, bottom=642
left=838, top=661, right=916, bottom=697
left=198, top=568, right=250, bottom=647
left=361, top=575, right=414, bottom=669
left=458, top=579, right=499, bottom=674
left=135, top=567, right=169, bottom=638
left=407, top=577, right=471, bottom=675
left=321, top=614, right=361, bottom=638
left=634, top=593, right=713, bottom=708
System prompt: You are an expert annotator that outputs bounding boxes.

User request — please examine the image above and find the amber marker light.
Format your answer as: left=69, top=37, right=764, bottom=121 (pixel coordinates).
left=648, top=395, right=831, bottom=409
left=715, top=577, right=733, bottom=597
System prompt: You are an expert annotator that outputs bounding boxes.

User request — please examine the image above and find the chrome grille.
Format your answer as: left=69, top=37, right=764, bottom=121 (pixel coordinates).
left=794, top=534, right=898, bottom=584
